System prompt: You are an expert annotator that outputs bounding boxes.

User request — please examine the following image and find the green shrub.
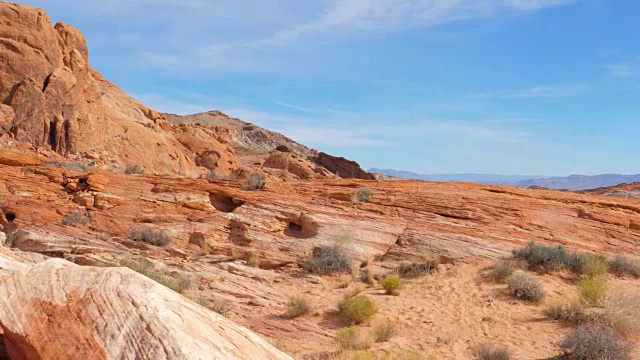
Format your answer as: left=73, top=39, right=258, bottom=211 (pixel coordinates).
left=580, top=254, right=608, bottom=279
left=488, top=259, right=525, bottom=282
left=380, top=275, right=401, bottom=295
left=394, top=258, right=439, bottom=278
left=335, top=326, right=371, bottom=351
left=119, top=259, right=191, bottom=294
left=124, top=165, right=145, bottom=175
left=286, top=296, right=312, bottom=319
left=62, top=211, right=89, bottom=226
left=560, top=325, right=631, bottom=360
left=373, top=323, right=396, bottom=343
left=513, top=241, right=583, bottom=273
left=245, top=173, right=267, bottom=190
left=130, top=227, right=171, bottom=246
left=579, top=276, right=607, bottom=306
left=305, top=245, right=352, bottom=275
left=472, top=343, right=512, bottom=360
left=608, top=256, right=640, bottom=278
left=338, top=294, right=377, bottom=324
left=505, top=271, right=546, bottom=303
left=351, top=188, right=373, bottom=204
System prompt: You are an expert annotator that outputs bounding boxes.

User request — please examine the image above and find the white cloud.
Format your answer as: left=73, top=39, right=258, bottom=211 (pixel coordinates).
left=470, top=84, right=591, bottom=99
left=606, top=59, right=640, bottom=78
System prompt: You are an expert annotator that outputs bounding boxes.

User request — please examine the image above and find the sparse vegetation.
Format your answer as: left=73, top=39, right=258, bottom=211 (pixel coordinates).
left=380, top=275, right=401, bottom=295
left=505, top=271, right=546, bottom=302
left=488, top=258, right=526, bottom=282
left=338, top=294, right=378, bottom=324
left=124, top=165, right=145, bottom=175
left=599, top=289, right=640, bottom=336
left=62, top=211, right=90, bottom=226
left=130, top=227, right=171, bottom=246
left=335, top=326, right=371, bottom=351
left=360, top=269, right=375, bottom=285
left=61, top=162, right=90, bottom=172
left=351, top=188, right=373, bottom=204
left=373, top=323, right=396, bottom=343
left=199, top=298, right=232, bottom=316
left=305, top=245, right=352, bottom=275
left=472, top=343, right=512, bottom=360
left=607, top=255, right=640, bottom=278
left=394, top=257, right=439, bottom=278
left=247, top=251, right=262, bottom=268
left=286, top=296, right=312, bottom=319
left=513, top=241, right=583, bottom=273
left=119, top=259, right=191, bottom=294
left=580, top=254, right=609, bottom=279
left=579, top=276, right=607, bottom=306
left=545, top=299, right=586, bottom=324
left=559, top=325, right=631, bottom=360
left=245, top=173, right=267, bottom=190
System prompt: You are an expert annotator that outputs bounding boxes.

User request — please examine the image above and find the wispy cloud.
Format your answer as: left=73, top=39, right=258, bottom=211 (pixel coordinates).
left=606, top=58, right=640, bottom=78
left=470, top=84, right=591, bottom=99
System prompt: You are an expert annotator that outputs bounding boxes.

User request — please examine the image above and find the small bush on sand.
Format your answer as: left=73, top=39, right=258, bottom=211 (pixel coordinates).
left=245, top=173, right=267, bottom=190
left=124, top=165, right=145, bottom=175
left=599, top=289, right=640, bottom=336
left=579, top=276, right=607, bottom=306
left=373, top=323, right=396, bottom=343
left=394, top=257, right=440, bottom=279
left=560, top=325, right=631, bottom=360
left=351, top=188, right=373, bottom=204
left=286, top=296, right=312, bottom=319
left=335, top=326, right=371, bottom=351
left=505, top=271, right=546, bottom=303
left=130, top=227, right=171, bottom=246
left=119, top=259, right=190, bottom=294
left=360, top=269, right=375, bottom=285
left=545, top=300, right=586, bottom=324
left=472, top=343, right=512, bottom=360
left=580, top=254, right=609, bottom=279
left=513, top=242, right=583, bottom=273
left=608, top=256, right=640, bottom=278
left=488, top=259, right=526, bottom=282
left=380, top=275, right=401, bottom=295
left=338, top=294, right=377, bottom=324
left=62, top=211, right=90, bottom=226
left=305, top=245, right=352, bottom=275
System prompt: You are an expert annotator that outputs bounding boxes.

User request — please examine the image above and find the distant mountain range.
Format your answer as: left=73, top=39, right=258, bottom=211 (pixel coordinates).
left=369, top=168, right=640, bottom=191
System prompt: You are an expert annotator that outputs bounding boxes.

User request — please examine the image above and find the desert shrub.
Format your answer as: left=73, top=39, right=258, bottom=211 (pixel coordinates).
left=351, top=188, right=373, bottom=204
left=360, top=269, right=375, bottom=285
left=472, top=343, right=512, bottom=360
left=545, top=300, right=586, bottom=324
left=338, top=294, right=377, bottom=324
left=130, top=227, right=171, bottom=246
left=245, top=173, right=267, bottom=190
left=335, top=326, right=371, bottom=351
left=62, top=211, right=90, bottom=226
left=579, top=276, right=607, bottom=306
left=247, top=252, right=261, bottom=268
left=560, top=325, right=631, bottom=360
left=119, top=259, right=191, bottom=293
left=373, top=323, right=397, bottom=343
left=488, top=258, right=526, bottom=282
left=394, top=258, right=439, bottom=278
left=513, top=242, right=583, bottom=273
left=286, top=296, right=312, bottom=319
left=124, top=165, right=145, bottom=175
left=505, top=271, right=546, bottom=302
left=61, top=162, right=90, bottom=172
left=380, top=275, right=401, bottom=295
left=305, top=245, right=352, bottom=275
left=608, top=255, right=640, bottom=278
left=580, top=254, right=609, bottom=279
left=599, top=289, right=640, bottom=336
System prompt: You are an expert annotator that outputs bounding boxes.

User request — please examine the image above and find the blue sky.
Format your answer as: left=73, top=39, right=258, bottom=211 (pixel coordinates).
left=20, top=0, right=640, bottom=176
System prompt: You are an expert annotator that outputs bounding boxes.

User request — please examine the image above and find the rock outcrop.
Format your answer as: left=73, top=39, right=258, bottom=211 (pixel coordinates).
left=316, top=152, right=375, bottom=180
left=0, top=252, right=291, bottom=360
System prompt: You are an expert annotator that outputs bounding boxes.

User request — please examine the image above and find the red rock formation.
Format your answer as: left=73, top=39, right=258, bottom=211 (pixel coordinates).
left=316, top=152, right=375, bottom=180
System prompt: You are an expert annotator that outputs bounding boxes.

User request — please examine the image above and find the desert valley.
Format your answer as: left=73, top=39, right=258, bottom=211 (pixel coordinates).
left=0, top=2, right=639, bottom=360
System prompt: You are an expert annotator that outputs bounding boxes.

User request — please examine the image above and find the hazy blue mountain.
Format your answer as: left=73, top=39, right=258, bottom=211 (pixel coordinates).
left=368, top=168, right=537, bottom=185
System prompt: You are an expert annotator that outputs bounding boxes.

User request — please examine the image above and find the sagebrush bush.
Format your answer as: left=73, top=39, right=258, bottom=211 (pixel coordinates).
left=335, top=326, right=371, bottom=351
left=245, top=173, right=267, bottom=190
left=351, top=188, right=373, bottom=204
left=560, top=325, right=631, bottom=360
left=545, top=300, right=586, bottom=324
left=130, top=227, right=171, bottom=246
left=513, top=241, right=583, bottom=273
left=608, top=256, right=640, bottom=278
left=505, top=271, right=546, bottom=302
left=338, top=294, right=377, bottom=324
left=305, top=245, right=352, bottom=275
left=472, top=343, right=512, bottom=360
left=286, top=296, right=312, bottom=319
left=394, top=258, right=439, bottom=278
left=579, top=276, right=607, bottom=306
left=373, top=323, right=396, bottom=343
left=62, top=211, right=90, bottom=226
left=124, top=165, right=145, bottom=175
left=600, top=289, right=640, bottom=336
left=119, top=259, right=191, bottom=293
left=380, top=275, right=401, bottom=295
left=488, top=259, right=525, bottom=282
